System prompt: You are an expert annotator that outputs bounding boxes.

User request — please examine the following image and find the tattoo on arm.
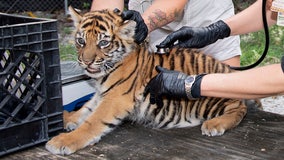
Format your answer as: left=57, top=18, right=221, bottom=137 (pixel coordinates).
left=147, top=9, right=181, bottom=32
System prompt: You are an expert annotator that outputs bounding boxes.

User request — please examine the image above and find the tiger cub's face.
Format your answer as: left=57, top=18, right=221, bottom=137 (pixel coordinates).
left=69, top=7, right=137, bottom=78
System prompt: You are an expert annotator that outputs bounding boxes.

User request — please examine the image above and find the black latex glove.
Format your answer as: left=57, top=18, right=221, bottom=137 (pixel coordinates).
left=121, top=10, right=148, bottom=44
left=144, top=66, right=188, bottom=107
left=156, top=20, right=230, bottom=49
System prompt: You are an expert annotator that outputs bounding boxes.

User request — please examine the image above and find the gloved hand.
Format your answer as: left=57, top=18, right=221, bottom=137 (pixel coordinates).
left=121, top=10, right=148, bottom=44
left=144, top=66, right=206, bottom=107
left=156, top=20, right=230, bottom=49
left=144, top=66, right=189, bottom=107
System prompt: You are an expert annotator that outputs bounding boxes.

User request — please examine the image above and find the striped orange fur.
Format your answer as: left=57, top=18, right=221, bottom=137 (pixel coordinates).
left=45, top=8, right=247, bottom=155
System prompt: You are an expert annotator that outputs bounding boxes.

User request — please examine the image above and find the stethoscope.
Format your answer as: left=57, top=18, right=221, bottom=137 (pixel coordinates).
left=144, top=0, right=269, bottom=71
left=230, top=0, right=270, bottom=71
left=141, top=0, right=270, bottom=70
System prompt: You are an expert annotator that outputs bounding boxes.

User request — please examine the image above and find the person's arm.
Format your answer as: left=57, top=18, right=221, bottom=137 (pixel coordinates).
left=91, top=0, right=187, bottom=33
left=226, top=0, right=277, bottom=36
left=90, top=0, right=187, bottom=43
left=201, top=64, right=284, bottom=99
left=157, top=0, right=277, bottom=49
left=141, top=0, right=187, bottom=32
left=144, top=62, right=284, bottom=106
left=91, top=0, right=124, bottom=11
left=91, top=0, right=148, bottom=44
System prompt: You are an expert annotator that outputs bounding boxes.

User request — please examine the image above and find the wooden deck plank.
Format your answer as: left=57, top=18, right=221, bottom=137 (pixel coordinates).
left=1, top=105, right=284, bottom=160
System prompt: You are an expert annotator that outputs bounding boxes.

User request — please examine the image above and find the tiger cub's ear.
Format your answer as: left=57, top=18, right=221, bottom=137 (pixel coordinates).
left=118, top=21, right=136, bottom=42
left=68, top=6, right=82, bottom=28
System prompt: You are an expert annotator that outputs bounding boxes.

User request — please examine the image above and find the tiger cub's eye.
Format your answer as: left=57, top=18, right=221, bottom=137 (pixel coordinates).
left=76, top=38, right=85, bottom=46
left=98, top=40, right=110, bottom=48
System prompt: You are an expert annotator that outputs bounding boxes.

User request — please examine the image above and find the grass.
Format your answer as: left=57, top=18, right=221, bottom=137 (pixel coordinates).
left=240, top=25, right=284, bottom=66
left=59, top=43, right=77, bottom=61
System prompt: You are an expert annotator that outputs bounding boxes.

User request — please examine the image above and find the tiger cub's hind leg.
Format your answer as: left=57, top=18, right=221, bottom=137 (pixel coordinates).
left=201, top=100, right=247, bottom=136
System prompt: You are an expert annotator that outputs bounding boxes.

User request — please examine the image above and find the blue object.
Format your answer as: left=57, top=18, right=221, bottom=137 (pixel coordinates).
left=63, top=93, right=95, bottom=112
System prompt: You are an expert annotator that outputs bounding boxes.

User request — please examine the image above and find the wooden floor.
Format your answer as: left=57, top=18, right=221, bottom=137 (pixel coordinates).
left=1, top=103, right=284, bottom=160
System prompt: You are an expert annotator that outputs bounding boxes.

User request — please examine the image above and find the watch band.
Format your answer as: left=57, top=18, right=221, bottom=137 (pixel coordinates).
left=184, top=75, right=197, bottom=99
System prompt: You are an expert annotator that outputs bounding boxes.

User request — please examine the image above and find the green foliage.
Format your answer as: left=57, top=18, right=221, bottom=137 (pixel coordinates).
left=240, top=25, right=284, bottom=66
left=63, top=27, right=72, bottom=35
left=59, top=44, right=77, bottom=61
left=82, top=2, right=91, bottom=9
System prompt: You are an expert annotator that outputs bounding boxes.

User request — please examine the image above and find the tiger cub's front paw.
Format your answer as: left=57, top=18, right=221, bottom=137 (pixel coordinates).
left=201, top=120, right=226, bottom=136
left=45, top=133, right=78, bottom=155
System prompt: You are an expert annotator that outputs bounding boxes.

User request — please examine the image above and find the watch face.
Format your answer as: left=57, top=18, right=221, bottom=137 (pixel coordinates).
left=185, top=76, right=194, bottom=83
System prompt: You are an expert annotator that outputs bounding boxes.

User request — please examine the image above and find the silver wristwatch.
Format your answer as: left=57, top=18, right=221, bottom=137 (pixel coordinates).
left=184, top=75, right=196, bottom=99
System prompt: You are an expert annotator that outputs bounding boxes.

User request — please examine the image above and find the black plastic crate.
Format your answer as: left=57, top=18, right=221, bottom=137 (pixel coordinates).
left=0, top=13, right=63, bottom=156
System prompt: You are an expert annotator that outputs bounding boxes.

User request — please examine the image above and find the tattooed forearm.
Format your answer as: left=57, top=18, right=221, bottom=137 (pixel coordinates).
left=146, top=9, right=182, bottom=32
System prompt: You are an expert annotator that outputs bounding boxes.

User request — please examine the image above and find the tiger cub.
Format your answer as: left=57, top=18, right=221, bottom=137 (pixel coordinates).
left=45, top=7, right=247, bottom=155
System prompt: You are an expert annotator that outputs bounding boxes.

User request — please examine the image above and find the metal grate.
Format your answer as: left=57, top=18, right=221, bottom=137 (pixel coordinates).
left=0, top=0, right=92, bottom=13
